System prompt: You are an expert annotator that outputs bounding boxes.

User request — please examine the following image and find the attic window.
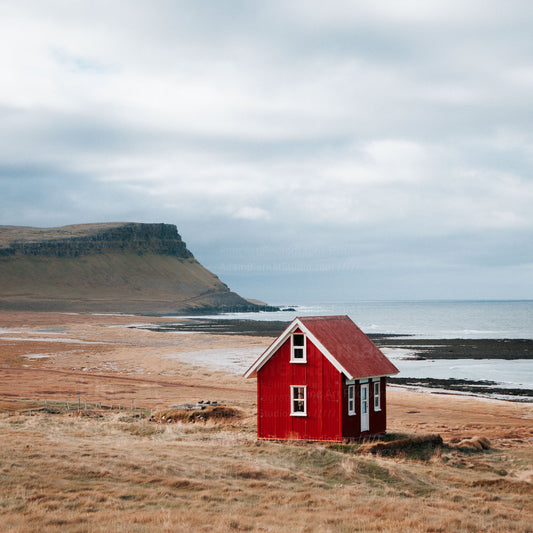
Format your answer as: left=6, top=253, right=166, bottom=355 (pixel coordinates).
left=291, top=333, right=306, bottom=363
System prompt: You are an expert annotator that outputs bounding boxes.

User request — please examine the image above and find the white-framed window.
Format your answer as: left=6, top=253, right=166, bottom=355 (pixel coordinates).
left=290, top=333, right=306, bottom=363
left=373, top=379, right=381, bottom=411
left=347, top=384, right=356, bottom=416
left=290, top=385, right=307, bottom=416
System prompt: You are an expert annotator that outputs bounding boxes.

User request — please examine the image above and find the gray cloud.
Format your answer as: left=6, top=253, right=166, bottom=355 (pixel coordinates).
left=1, top=1, right=532, bottom=301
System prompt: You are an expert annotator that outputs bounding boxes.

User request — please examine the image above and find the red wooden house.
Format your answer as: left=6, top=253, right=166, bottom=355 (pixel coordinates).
left=244, top=315, right=399, bottom=441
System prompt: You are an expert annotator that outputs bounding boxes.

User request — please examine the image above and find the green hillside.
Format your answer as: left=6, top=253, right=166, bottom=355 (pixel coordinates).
left=0, top=223, right=265, bottom=314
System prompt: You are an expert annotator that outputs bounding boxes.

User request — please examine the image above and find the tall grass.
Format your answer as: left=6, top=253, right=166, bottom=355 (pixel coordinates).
left=1, top=409, right=531, bottom=532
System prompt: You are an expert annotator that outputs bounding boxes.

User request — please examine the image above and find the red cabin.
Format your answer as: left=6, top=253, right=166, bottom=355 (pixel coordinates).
left=244, top=315, right=399, bottom=441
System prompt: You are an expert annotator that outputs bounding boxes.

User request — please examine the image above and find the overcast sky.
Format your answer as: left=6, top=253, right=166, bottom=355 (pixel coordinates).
left=1, top=1, right=532, bottom=303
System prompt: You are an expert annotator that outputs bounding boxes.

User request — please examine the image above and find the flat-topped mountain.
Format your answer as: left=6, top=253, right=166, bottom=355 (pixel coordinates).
left=0, top=222, right=193, bottom=259
left=0, top=222, right=269, bottom=314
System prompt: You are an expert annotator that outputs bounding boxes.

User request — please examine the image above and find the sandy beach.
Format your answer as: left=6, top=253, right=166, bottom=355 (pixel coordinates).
left=1, top=311, right=531, bottom=448
left=1, top=311, right=532, bottom=532
left=0, top=311, right=262, bottom=410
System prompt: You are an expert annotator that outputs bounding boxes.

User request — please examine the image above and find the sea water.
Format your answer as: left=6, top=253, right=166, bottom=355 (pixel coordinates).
left=170, top=300, right=533, bottom=398
left=190, top=300, right=533, bottom=340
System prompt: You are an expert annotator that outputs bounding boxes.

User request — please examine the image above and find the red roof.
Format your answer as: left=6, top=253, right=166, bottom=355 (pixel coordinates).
left=244, top=315, right=399, bottom=380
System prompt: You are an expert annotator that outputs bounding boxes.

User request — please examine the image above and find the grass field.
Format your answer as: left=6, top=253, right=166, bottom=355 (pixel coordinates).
left=0, top=312, right=532, bottom=532
left=0, top=403, right=532, bottom=532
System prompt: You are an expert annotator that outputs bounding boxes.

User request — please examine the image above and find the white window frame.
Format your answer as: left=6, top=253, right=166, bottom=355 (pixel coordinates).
left=373, top=379, right=381, bottom=411
left=347, top=383, right=356, bottom=416
left=290, top=385, right=307, bottom=416
left=290, top=332, right=307, bottom=363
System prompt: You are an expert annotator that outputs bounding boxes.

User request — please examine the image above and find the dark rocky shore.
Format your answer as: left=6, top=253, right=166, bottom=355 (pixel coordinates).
left=143, top=318, right=533, bottom=359
left=140, top=318, right=290, bottom=337
left=388, top=377, right=533, bottom=400
left=139, top=318, right=533, bottom=400
left=368, top=335, right=533, bottom=360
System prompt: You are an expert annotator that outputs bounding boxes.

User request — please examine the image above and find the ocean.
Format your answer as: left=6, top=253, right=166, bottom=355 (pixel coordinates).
left=174, top=300, right=533, bottom=400
left=201, top=300, right=533, bottom=340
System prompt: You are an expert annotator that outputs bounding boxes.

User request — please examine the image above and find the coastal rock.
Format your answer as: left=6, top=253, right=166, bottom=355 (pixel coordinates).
left=0, top=223, right=193, bottom=258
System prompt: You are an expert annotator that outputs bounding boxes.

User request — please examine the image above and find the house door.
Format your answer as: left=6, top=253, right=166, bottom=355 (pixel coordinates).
left=360, top=383, right=369, bottom=432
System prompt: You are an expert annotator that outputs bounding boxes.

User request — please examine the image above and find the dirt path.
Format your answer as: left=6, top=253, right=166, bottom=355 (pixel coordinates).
left=0, top=366, right=253, bottom=407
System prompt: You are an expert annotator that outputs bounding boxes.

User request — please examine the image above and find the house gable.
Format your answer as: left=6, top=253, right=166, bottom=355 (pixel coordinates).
left=256, top=327, right=343, bottom=440
left=243, top=318, right=350, bottom=379
left=244, top=315, right=399, bottom=380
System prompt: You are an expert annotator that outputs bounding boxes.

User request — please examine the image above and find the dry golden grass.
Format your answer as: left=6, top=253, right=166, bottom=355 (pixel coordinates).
left=0, top=406, right=532, bottom=533
left=1, top=311, right=532, bottom=532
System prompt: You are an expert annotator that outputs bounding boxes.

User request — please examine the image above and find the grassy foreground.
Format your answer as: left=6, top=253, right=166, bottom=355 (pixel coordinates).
left=1, top=406, right=531, bottom=533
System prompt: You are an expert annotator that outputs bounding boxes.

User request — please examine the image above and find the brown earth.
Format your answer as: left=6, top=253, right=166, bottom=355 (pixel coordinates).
left=1, top=311, right=532, bottom=532
left=1, top=311, right=532, bottom=447
left=0, top=311, right=261, bottom=410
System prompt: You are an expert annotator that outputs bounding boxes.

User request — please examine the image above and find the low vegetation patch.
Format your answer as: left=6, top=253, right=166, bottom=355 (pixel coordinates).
left=151, top=405, right=241, bottom=424
left=470, top=478, right=533, bottom=494
left=329, top=433, right=444, bottom=461
left=361, top=434, right=444, bottom=457
left=448, top=435, right=491, bottom=451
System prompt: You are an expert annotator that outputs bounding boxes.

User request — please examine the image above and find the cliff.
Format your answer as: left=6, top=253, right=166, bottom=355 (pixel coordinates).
left=0, top=223, right=193, bottom=259
left=0, top=223, right=269, bottom=314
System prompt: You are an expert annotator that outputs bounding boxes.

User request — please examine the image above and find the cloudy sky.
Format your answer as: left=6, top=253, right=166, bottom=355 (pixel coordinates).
left=1, top=1, right=532, bottom=303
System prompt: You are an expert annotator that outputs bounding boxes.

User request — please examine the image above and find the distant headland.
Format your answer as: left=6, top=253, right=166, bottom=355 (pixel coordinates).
left=0, top=222, right=277, bottom=314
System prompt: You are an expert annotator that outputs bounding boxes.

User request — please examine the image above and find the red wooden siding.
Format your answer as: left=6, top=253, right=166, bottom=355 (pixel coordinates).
left=369, top=377, right=387, bottom=435
left=339, top=376, right=387, bottom=438
left=257, top=334, right=342, bottom=441
left=249, top=316, right=398, bottom=442
left=340, top=376, right=360, bottom=438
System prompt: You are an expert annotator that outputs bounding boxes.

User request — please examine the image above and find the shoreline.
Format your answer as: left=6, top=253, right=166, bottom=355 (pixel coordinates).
left=133, top=317, right=533, bottom=402
left=2, top=311, right=532, bottom=532
left=0, top=311, right=531, bottom=405
left=388, top=382, right=532, bottom=403
left=137, top=317, right=533, bottom=358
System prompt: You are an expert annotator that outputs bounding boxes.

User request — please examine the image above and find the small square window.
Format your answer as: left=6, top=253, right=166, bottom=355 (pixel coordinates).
left=291, top=386, right=307, bottom=416
left=291, top=333, right=306, bottom=363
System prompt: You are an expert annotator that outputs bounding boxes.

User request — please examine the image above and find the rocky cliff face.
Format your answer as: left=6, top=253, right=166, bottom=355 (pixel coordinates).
left=0, top=223, right=193, bottom=259
left=0, top=222, right=269, bottom=314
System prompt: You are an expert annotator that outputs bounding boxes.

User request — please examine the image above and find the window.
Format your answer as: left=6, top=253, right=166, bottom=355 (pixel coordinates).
left=291, top=333, right=306, bottom=363
left=290, top=386, right=307, bottom=416
left=373, top=379, right=381, bottom=411
left=347, top=384, right=355, bottom=415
